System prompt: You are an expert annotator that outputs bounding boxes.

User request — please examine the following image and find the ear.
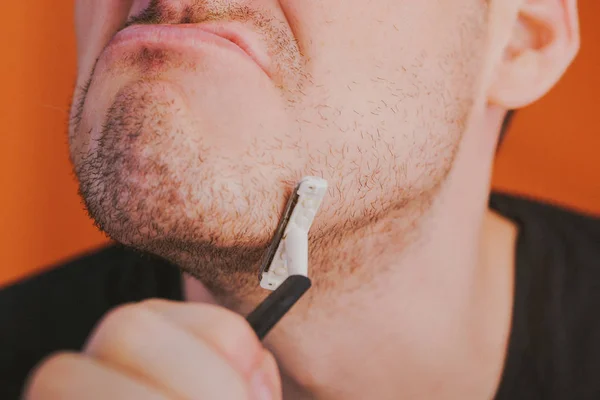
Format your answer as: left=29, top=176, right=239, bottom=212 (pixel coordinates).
left=489, top=0, right=580, bottom=109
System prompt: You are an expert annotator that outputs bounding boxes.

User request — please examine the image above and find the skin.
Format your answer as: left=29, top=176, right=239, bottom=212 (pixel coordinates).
left=25, top=0, right=579, bottom=399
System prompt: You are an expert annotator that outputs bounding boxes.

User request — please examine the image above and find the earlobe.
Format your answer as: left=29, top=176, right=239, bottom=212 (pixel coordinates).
left=488, top=0, right=580, bottom=109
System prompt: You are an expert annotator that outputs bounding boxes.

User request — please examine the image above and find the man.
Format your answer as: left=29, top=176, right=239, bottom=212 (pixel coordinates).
left=1, top=0, right=598, bottom=398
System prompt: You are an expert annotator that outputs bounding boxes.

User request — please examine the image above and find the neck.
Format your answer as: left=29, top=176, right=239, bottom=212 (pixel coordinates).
left=185, top=116, right=516, bottom=399
left=185, top=188, right=515, bottom=400
left=262, top=192, right=514, bottom=399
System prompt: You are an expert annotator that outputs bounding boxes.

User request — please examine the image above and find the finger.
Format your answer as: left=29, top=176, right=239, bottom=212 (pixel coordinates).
left=144, top=300, right=283, bottom=400
left=142, top=300, right=264, bottom=377
left=84, top=303, right=250, bottom=400
left=24, top=352, right=167, bottom=400
left=258, top=351, right=283, bottom=400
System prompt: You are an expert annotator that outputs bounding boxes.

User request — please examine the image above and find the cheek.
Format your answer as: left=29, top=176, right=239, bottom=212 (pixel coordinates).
left=284, top=0, right=485, bottom=99
left=281, top=2, right=486, bottom=204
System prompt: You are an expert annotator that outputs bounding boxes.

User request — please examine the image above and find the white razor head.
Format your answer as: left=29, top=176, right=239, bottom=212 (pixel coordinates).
left=259, top=176, right=328, bottom=291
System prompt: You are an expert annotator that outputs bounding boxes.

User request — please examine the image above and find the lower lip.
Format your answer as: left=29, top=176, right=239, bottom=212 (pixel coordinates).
left=106, top=24, right=260, bottom=70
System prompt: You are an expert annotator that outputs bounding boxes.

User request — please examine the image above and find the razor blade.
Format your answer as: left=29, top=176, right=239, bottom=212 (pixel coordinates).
left=259, top=177, right=328, bottom=291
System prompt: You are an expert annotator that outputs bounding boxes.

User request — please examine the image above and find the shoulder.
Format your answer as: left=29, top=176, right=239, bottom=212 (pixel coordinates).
left=0, top=245, right=182, bottom=399
left=491, top=193, right=600, bottom=399
left=491, top=192, right=599, bottom=273
left=0, top=245, right=183, bottom=314
left=491, top=193, right=599, bottom=292
left=490, top=192, right=600, bottom=240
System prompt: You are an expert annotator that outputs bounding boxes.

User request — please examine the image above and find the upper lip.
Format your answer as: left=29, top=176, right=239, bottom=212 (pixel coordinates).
left=110, top=21, right=273, bottom=79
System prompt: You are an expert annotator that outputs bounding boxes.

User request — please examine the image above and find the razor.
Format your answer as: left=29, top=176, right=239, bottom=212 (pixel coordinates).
left=246, top=176, right=328, bottom=339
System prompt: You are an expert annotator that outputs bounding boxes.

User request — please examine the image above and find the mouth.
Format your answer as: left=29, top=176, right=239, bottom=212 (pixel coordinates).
left=107, top=22, right=273, bottom=79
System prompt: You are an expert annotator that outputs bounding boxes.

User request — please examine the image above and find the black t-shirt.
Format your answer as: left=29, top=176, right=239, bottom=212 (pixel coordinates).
left=1, top=193, right=599, bottom=399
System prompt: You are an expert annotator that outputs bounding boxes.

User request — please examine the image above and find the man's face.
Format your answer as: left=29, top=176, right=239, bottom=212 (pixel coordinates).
left=71, top=0, right=487, bottom=288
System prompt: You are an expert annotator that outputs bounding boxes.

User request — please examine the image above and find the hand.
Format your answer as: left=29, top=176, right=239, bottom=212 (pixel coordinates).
left=24, top=300, right=281, bottom=400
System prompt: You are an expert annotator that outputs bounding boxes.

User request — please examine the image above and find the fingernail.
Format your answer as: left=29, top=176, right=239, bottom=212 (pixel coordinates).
left=251, top=358, right=274, bottom=400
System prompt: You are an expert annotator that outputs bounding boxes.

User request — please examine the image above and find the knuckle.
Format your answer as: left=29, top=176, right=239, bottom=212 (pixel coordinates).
left=25, top=352, right=80, bottom=397
left=139, top=298, right=172, bottom=310
left=136, top=300, right=263, bottom=374
left=182, top=303, right=263, bottom=372
left=209, top=306, right=260, bottom=351
left=86, top=303, right=159, bottom=354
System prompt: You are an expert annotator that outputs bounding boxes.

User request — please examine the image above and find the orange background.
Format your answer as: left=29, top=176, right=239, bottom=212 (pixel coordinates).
left=1, top=2, right=599, bottom=287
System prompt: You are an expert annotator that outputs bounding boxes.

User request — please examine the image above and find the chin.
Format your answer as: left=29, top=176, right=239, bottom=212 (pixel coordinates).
left=72, top=76, right=304, bottom=261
